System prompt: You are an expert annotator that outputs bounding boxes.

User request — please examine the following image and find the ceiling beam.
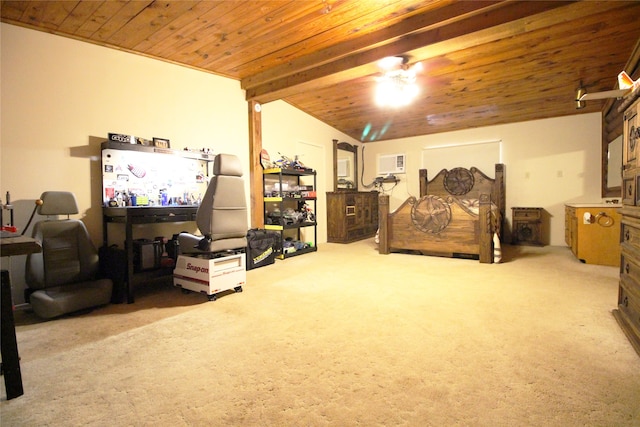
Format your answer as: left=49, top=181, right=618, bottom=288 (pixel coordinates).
left=241, top=0, right=504, bottom=90
left=244, top=1, right=574, bottom=103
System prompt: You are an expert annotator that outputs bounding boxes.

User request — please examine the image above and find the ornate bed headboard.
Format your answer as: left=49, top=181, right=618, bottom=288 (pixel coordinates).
left=418, top=164, right=506, bottom=228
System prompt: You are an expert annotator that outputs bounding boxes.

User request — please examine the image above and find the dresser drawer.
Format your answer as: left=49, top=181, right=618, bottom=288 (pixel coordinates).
left=618, top=280, right=640, bottom=342
left=565, top=206, right=575, bottom=246
left=620, top=250, right=640, bottom=288
left=621, top=217, right=640, bottom=252
left=565, top=206, right=575, bottom=222
left=512, top=207, right=542, bottom=220
left=623, top=173, right=636, bottom=206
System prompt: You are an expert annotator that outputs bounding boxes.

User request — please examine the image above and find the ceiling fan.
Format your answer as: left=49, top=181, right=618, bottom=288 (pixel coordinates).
left=575, top=71, right=640, bottom=109
left=375, top=55, right=423, bottom=108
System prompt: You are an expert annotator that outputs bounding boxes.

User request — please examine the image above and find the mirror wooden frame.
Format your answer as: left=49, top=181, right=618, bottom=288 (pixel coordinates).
left=333, top=139, right=358, bottom=192
left=601, top=43, right=639, bottom=198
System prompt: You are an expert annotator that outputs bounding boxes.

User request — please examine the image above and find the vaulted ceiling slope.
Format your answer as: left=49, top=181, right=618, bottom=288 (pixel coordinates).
left=2, top=1, right=639, bottom=142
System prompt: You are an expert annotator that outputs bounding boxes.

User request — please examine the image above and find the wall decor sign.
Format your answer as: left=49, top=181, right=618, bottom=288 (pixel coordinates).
left=153, top=137, right=170, bottom=149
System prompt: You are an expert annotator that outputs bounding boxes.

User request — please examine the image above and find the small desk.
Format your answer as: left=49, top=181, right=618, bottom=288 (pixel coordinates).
left=1, top=235, right=41, bottom=400
left=103, top=206, right=198, bottom=303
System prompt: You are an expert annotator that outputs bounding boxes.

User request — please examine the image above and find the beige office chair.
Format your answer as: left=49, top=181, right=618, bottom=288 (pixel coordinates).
left=25, top=191, right=113, bottom=319
left=178, top=154, right=248, bottom=254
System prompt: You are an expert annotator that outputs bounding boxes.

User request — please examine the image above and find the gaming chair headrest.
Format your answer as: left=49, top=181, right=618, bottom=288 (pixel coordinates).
left=214, top=154, right=243, bottom=177
left=37, top=191, right=79, bottom=216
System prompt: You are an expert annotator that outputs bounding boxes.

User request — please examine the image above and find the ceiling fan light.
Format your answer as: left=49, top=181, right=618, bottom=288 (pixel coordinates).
left=375, top=69, right=420, bottom=107
left=405, top=82, right=419, bottom=99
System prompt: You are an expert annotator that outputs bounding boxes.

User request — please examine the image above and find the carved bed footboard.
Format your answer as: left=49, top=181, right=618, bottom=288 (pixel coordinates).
left=378, top=164, right=504, bottom=264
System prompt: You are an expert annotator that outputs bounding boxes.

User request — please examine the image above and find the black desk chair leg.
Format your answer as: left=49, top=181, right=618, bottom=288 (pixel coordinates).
left=1, top=270, right=24, bottom=400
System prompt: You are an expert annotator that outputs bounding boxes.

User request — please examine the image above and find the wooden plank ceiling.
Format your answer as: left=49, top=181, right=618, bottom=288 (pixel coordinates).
left=3, top=0, right=640, bottom=142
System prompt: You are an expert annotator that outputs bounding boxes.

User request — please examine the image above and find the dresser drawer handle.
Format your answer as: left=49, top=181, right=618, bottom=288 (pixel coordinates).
left=626, top=229, right=631, bottom=241
left=625, top=263, right=630, bottom=274
left=623, top=296, right=629, bottom=307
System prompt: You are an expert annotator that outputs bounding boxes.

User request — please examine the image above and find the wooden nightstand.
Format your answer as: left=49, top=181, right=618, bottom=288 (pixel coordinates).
left=511, top=207, right=543, bottom=246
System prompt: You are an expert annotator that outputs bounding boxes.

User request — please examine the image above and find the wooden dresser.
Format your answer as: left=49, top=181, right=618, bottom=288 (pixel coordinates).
left=326, top=191, right=378, bottom=243
left=564, top=203, right=621, bottom=267
left=616, top=96, right=640, bottom=356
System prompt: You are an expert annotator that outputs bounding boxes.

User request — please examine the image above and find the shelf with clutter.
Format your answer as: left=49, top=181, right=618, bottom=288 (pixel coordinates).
left=261, top=153, right=317, bottom=259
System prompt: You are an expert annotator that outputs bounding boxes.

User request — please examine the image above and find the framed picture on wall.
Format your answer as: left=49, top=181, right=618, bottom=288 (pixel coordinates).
left=153, top=137, right=170, bottom=149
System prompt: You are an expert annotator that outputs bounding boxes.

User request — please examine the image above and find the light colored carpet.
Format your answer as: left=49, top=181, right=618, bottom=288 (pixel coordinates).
left=2, top=240, right=639, bottom=426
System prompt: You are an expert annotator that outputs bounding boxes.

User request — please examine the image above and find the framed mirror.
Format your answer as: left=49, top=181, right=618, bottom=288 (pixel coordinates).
left=603, top=134, right=622, bottom=198
left=333, top=139, right=358, bottom=191
left=607, top=135, right=622, bottom=195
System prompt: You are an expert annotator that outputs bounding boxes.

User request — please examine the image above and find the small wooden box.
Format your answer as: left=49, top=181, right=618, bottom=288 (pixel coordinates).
left=511, top=207, right=543, bottom=246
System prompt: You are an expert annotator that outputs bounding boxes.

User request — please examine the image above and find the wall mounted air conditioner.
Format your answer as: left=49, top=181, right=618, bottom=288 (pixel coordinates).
left=378, top=153, right=406, bottom=174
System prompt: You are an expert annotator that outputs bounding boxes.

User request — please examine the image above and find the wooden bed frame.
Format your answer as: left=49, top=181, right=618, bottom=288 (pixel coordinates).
left=378, top=164, right=505, bottom=263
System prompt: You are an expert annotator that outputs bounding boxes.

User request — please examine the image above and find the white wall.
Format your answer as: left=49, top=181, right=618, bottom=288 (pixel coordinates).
left=360, top=113, right=604, bottom=246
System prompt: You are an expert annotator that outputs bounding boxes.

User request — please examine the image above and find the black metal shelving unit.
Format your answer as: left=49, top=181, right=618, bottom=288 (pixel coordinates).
left=263, top=168, right=317, bottom=259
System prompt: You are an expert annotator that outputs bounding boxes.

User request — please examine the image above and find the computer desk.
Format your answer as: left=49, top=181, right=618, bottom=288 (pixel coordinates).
left=102, top=206, right=198, bottom=303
